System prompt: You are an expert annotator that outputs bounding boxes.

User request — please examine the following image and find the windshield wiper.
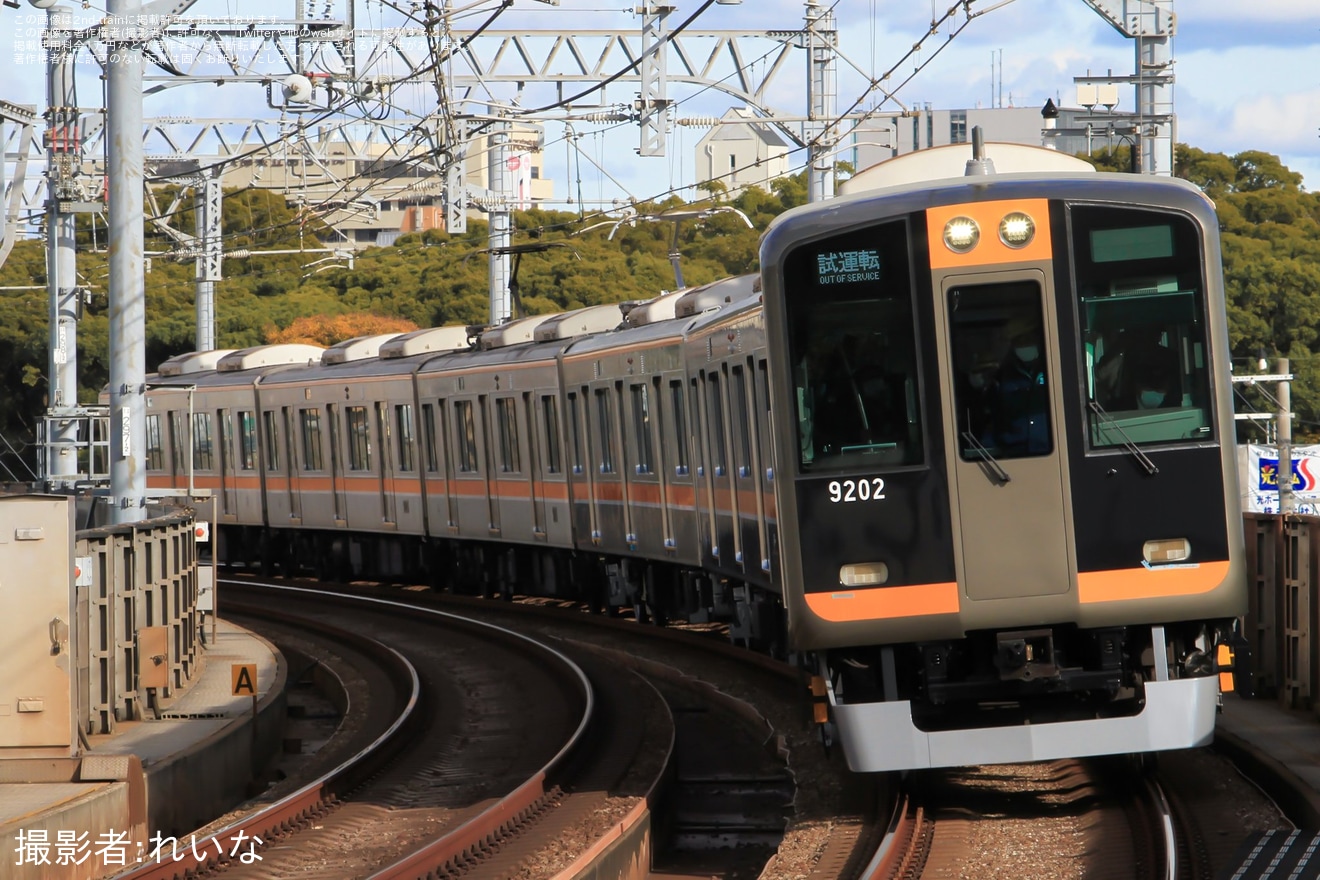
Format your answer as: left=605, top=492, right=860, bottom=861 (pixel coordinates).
left=1088, top=400, right=1159, bottom=475
left=961, top=430, right=1011, bottom=484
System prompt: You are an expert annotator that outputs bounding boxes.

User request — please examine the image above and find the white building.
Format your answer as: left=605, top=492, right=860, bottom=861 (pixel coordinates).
left=693, top=107, right=792, bottom=196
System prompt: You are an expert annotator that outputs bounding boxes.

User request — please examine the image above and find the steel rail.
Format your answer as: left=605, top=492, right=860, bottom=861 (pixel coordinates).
left=109, top=602, right=421, bottom=879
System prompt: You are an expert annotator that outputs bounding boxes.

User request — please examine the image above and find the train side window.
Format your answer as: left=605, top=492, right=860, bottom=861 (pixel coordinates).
left=455, top=400, right=479, bottom=473
left=594, top=387, right=615, bottom=474
left=300, top=408, right=324, bottom=471
left=218, top=410, right=233, bottom=473
left=168, top=412, right=185, bottom=475
left=192, top=412, right=213, bottom=471
left=395, top=404, right=415, bottom=472
left=145, top=414, right=164, bottom=471
left=630, top=383, right=654, bottom=475
left=542, top=395, right=562, bottom=474
left=669, top=380, right=689, bottom=477
left=567, top=392, right=584, bottom=475
left=948, top=281, right=1053, bottom=460
left=731, top=365, right=752, bottom=478
left=782, top=218, right=924, bottom=470
left=706, top=372, right=727, bottom=477
left=262, top=411, right=280, bottom=472
left=496, top=397, right=520, bottom=473
left=1071, top=205, right=1214, bottom=447
left=238, top=411, right=257, bottom=470
left=421, top=403, right=439, bottom=472
left=346, top=406, right=371, bottom=471
left=689, top=377, right=706, bottom=477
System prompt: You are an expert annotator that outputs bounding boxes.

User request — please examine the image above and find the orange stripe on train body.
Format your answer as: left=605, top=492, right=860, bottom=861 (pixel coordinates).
left=925, top=198, right=1052, bottom=270
left=804, top=582, right=960, bottom=621
left=1077, top=560, right=1231, bottom=604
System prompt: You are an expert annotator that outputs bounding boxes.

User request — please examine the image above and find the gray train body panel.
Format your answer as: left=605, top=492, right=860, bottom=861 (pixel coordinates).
left=559, top=317, right=697, bottom=565
left=416, top=341, right=572, bottom=549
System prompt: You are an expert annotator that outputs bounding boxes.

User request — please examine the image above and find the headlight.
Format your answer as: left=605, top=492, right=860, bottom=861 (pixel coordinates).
left=943, top=217, right=980, bottom=253
left=998, top=211, right=1036, bottom=248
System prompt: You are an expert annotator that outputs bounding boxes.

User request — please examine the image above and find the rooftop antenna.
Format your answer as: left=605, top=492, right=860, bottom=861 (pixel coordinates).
left=965, top=126, right=996, bottom=176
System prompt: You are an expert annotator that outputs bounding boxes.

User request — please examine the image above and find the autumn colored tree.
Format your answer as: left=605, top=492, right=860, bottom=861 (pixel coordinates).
left=264, top=312, right=420, bottom=346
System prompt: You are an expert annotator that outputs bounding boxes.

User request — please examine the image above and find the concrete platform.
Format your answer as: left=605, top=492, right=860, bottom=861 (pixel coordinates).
left=1, top=619, right=285, bottom=880
left=1216, top=694, right=1320, bottom=877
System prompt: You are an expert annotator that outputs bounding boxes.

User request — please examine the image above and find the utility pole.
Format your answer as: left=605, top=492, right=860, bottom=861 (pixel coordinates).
left=106, top=0, right=147, bottom=522
left=486, top=110, right=511, bottom=325
left=194, top=170, right=221, bottom=351
left=804, top=0, right=837, bottom=202
left=1278, top=357, right=1293, bottom=516
left=44, top=4, right=80, bottom=487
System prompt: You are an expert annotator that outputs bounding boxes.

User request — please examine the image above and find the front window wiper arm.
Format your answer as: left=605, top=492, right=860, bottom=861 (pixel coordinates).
left=1088, top=400, right=1159, bottom=475
left=961, top=430, right=1011, bottom=484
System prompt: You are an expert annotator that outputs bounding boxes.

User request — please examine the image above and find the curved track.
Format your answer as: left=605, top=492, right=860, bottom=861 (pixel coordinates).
left=111, top=581, right=595, bottom=879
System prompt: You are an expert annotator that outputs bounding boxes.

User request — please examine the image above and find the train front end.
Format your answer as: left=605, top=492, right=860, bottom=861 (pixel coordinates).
left=760, top=171, right=1246, bottom=771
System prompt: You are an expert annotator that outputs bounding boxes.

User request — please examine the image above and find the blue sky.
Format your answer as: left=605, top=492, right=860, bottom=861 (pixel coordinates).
left=3, top=0, right=1318, bottom=208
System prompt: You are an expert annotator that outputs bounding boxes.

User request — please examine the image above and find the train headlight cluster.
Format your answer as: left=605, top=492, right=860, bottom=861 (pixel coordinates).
left=941, top=210, right=1038, bottom=254
left=998, top=212, right=1036, bottom=248
left=942, top=217, right=980, bottom=253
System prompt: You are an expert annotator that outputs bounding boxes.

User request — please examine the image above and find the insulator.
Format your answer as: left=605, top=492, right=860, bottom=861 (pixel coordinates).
left=675, top=116, right=719, bottom=127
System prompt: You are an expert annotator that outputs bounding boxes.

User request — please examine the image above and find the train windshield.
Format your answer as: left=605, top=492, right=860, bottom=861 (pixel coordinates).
left=1071, top=205, right=1214, bottom=447
left=783, top=220, right=924, bottom=471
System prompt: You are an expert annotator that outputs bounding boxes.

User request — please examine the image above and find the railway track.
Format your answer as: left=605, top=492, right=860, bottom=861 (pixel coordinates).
left=109, top=582, right=603, bottom=880
left=240, top=574, right=892, bottom=878
left=107, top=567, right=1302, bottom=879
left=855, top=750, right=1291, bottom=880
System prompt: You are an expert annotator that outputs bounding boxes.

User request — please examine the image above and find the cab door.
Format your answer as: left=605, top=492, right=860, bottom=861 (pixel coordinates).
left=939, top=272, right=1071, bottom=600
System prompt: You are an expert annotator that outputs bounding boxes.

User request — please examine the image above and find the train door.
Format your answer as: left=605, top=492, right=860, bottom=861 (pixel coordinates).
left=376, top=401, right=397, bottom=525
left=940, top=272, right=1070, bottom=600
left=751, top=358, right=774, bottom=578
left=729, top=363, right=756, bottom=571
left=648, top=376, right=674, bottom=551
left=326, top=403, right=347, bottom=525
left=613, top=381, right=635, bottom=547
left=281, top=407, right=301, bottom=522
left=438, top=398, right=460, bottom=530
left=217, top=408, right=235, bottom=517
left=568, top=390, right=597, bottom=543
left=692, top=375, right=717, bottom=563
left=524, top=392, right=546, bottom=539
left=479, top=394, right=501, bottom=534
left=706, top=367, right=740, bottom=567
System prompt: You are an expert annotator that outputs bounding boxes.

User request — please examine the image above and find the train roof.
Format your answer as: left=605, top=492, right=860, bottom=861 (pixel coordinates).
left=674, top=274, right=760, bottom=318
left=682, top=286, right=764, bottom=335
left=157, top=349, right=236, bottom=377
left=763, top=171, right=1214, bottom=259
left=378, top=325, right=474, bottom=359
left=321, top=334, right=401, bottom=364
left=217, top=344, right=325, bottom=372
left=533, top=303, right=624, bottom=342
left=622, top=288, right=687, bottom=327
left=476, top=313, right=555, bottom=349
left=840, top=142, right=1093, bottom=195
left=416, top=336, right=566, bottom=375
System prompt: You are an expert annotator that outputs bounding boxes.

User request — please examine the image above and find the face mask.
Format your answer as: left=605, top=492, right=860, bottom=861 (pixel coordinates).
left=1014, top=345, right=1039, bottom=363
left=1139, top=390, right=1165, bottom=408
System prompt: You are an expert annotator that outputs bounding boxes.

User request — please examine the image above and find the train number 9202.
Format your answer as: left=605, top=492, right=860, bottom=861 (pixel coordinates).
left=828, top=478, right=886, bottom=503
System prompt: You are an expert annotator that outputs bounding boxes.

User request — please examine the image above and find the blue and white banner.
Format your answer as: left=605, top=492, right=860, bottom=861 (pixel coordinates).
left=1245, top=444, right=1320, bottom=515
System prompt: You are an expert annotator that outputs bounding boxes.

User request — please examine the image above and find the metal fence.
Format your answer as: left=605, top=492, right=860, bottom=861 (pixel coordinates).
left=76, top=509, right=202, bottom=735
left=1244, top=513, right=1320, bottom=710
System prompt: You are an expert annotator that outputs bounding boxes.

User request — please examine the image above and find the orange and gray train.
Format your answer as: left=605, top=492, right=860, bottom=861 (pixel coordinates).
left=143, top=169, right=1245, bottom=772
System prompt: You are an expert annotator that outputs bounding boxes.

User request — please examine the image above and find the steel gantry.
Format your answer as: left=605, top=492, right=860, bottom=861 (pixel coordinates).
left=1078, top=0, right=1176, bottom=175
